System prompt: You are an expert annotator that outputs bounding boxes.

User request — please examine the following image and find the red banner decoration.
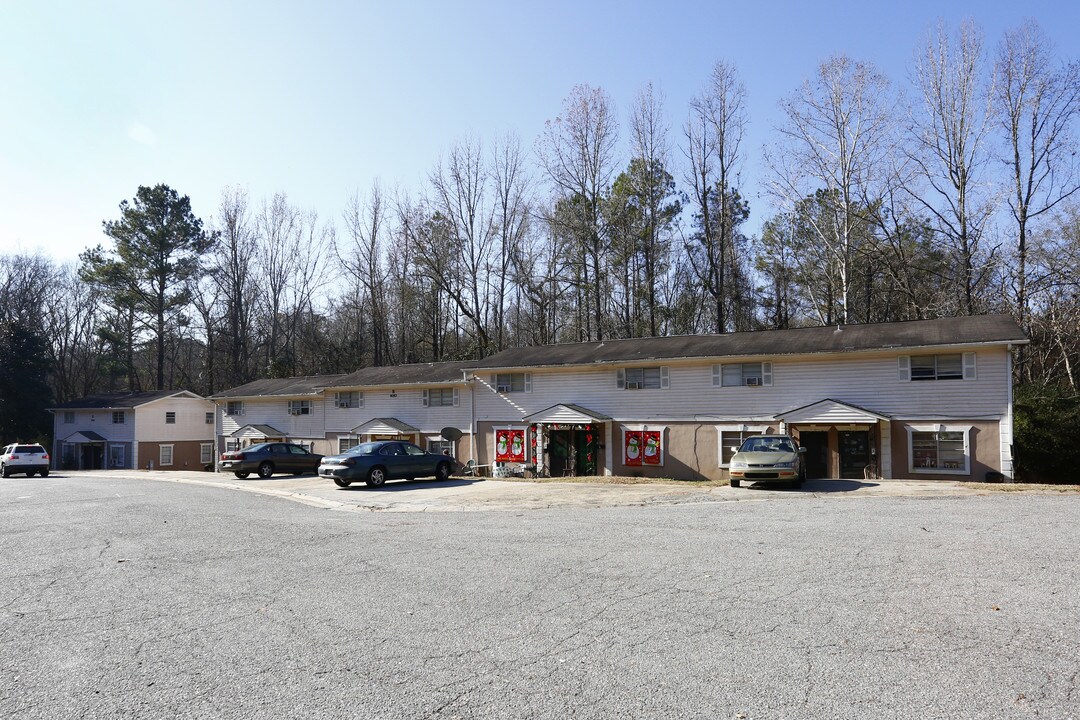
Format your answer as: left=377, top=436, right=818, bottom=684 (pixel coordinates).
left=642, top=431, right=662, bottom=465
left=624, top=430, right=643, bottom=466
left=495, top=428, right=526, bottom=462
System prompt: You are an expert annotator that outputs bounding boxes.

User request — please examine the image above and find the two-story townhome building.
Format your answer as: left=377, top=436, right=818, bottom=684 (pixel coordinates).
left=318, top=361, right=475, bottom=458
left=51, top=390, right=216, bottom=471
left=462, top=315, right=1028, bottom=482
left=210, top=375, right=345, bottom=457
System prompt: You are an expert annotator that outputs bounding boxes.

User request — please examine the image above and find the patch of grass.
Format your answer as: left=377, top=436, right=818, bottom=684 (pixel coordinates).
left=494, top=474, right=730, bottom=488
left=958, top=482, right=1080, bottom=493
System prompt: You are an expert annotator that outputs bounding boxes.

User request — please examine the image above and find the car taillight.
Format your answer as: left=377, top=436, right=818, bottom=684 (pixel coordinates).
left=42, top=454, right=49, bottom=460
left=9, top=455, right=18, bottom=460
left=341, top=458, right=356, bottom=466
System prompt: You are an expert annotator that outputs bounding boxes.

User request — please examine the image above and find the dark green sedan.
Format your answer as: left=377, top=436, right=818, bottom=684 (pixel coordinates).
left=318, top=440, right=456, bottom=488
left=219, top=442, right=323, bottom=479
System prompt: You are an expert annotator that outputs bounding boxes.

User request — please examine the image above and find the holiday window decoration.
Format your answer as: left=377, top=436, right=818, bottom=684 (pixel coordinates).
left=642, top=430, right=662, bottom=465
left=495, top=428, right=526, bottom=462
left=624, top=430, right=643, bottom=466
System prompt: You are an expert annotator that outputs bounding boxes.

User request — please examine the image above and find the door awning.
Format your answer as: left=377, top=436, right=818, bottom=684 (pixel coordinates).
left=229, top=424, right=287, bottom=439
left=351, top=417, right=420, bottom=435
left=775, top=399, right=890, bottom=424
left=523, top=403, right=612, bottom=425
left=62, top=430, right=108, bottom=443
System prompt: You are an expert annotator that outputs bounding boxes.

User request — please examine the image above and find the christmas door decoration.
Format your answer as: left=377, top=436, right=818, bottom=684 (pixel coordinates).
left=495, top=428, right=526, bottom=462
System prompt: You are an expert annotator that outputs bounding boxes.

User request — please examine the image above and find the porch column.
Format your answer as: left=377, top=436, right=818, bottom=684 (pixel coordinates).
left=879, top=420, right=892, bottom=478
left=604, top=422, right=613, bottom=476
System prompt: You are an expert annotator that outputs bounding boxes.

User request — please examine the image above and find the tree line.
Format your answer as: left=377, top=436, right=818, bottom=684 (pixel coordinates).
left=2, top=19, right=1079, bottom=478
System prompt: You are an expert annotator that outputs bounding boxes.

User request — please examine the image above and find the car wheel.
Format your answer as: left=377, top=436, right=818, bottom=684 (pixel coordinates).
left=730, top=478, right=741, bottom=488
left=234, top=472, right=250, bottom=479
left=365, top=466, right=387, bottom=488
left=40, top=469, right=49, bottom=477
left=435, top=462, right=451, bottom=482
left=333, top=477, right=351, bottom=488
left=1, top=463, right=9, bottom=478
left=257, top=462, right=274, bottom=479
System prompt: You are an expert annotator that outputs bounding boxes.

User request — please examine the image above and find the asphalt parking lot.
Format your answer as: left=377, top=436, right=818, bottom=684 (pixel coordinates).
left=60, top=468, right=1015, bottom=513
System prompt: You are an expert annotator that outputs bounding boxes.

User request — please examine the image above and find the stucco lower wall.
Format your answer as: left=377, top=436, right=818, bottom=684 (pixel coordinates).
left=889, top=420, right=1000, bottom=481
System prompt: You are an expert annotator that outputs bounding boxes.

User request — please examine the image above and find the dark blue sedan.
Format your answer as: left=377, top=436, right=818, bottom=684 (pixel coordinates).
left=318, top=440, right=456, bottom=488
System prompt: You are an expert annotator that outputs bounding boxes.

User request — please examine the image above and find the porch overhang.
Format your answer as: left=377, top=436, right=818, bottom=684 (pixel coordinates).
left=775, top=399, right=890, bottom=425
left=351, top=417, right=420, bottom=435
left=523, top=403, right=612, bottom=425
left=229, top=424, right=287, bottom=440
left=62, top=430, right=108, bottom=443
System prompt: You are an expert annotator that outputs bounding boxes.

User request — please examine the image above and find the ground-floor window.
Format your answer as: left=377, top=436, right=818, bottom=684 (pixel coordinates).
left=225, top=439, right=240, bottom=452
left=160, top=445, right=174, bottom=467
left=109, top=444, right=125, bottom=468
left=715, top=425, right=771, bottom=467
left=200, top=443, right=213, bottom=465
left=427, top=438, right=455, bottom=456
left=622, top=425, right=667, bottom=467
left=338, top=437, right=359, bottom=454
left=907, top=425, right=971, bottom=475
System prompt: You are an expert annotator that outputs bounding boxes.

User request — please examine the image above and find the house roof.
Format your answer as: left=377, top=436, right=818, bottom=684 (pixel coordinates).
left=775, top=398, right=891, bottom=423
left=61, top=430, right=108, bottom=443
left=52, top=390, right=201, bottom=410
left=466, top=315, right=1028, bottom=370
left=352, top=417, right=421, bottom=435
left=229, top=424, right=287, bottom=439
left=322, top=361, right=473, bottom=389
left=523, top=404, right=613, bottom=424
left=210, top=375, right=346, bottom=399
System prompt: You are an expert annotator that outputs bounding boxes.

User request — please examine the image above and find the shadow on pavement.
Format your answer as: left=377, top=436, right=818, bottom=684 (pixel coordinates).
left=334, top=478, right=484, bottom=492
left=740, top=479, right=880, bottom=493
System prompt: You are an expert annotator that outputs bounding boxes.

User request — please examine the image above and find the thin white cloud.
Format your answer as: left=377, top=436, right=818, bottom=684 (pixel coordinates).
left=127, top=121, right=158, bottom=146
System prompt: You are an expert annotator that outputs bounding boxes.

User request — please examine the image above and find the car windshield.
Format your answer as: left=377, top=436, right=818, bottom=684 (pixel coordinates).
left=739, top=437, right=795, bottom=453
left=344, top=443, right=379, bottom=456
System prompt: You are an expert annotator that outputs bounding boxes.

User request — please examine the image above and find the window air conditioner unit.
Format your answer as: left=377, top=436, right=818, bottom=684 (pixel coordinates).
left=625, top=381, right=641, bottom=390
left=745, top=377, right=761, bottom=387
left=337, top=401, right=350, bottom=408
left=497, top=385, right=511, bottom=393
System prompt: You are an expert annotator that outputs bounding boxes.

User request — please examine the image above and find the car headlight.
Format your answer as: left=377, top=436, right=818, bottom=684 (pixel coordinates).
left=774, top=461, right=795, bottom=468
left=730, top=459, right=747, bottom=469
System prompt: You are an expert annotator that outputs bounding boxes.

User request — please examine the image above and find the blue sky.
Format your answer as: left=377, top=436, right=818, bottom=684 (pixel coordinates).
left=3, top=0, right=1078, bottom=262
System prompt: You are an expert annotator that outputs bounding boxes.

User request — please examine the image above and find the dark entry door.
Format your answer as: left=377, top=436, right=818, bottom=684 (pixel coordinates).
left=839, top=431, right=870, bottom=479
left=801, top=431, right=829, bottom=479
left=548, top=430, right=574, bottom=476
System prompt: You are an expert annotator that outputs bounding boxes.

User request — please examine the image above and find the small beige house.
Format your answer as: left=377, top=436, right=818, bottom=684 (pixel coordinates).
left=51, top=390, right=216, bottom=471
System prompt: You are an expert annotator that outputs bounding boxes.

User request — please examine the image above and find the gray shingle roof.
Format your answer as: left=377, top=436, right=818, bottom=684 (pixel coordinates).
left=52, top=390, right=199, bottom=410
left=210, top=375, right=346, bottom=399
left=466, top=315, right=1028, bottom=370
left=322, top=361, right=472, bottom=389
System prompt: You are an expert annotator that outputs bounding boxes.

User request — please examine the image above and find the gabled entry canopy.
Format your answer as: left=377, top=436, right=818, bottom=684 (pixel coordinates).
left=523, top=403, right=612, bottom=425
left=229, top=424, right=287, bottom=440
left=62, top=430, right=107, bottom=443
left=775, top=399, right=890, bottom=425
left=351, top=418, right=420, bottom=435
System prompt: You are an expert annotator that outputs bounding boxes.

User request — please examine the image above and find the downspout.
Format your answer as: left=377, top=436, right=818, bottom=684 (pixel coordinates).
left=1006, top=344, right=1015, bottom=480
left=463, top=370, right=477, bottom=463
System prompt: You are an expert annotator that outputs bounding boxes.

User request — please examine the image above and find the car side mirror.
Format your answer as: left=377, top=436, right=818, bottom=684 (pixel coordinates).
left=798, top=447, right=807, bottom=453
left=730, top=447, right=740, bottom=454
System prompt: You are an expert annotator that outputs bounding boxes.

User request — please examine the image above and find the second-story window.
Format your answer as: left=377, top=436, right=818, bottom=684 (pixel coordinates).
left=898, top=353, right=976, bottom=381
left=288, top=400, right=311, bottom=416
left=226, top=401, right=244, bottom=416
left=165, top=411, right=176, bottom=424
left=112, top=411, right=126, bottom=424
left=424, top=388, right=458, bottom=407
left=334, top=391, right=363, bottom=408
left=63, top=411, right=74, bottom=424
left=617, top=366, right=669, bottom=390
left=714, top=362, right=773, bottom=387
left=205, top=412, right=214, bottom=424
left=495, top=373, right=531, bottom=393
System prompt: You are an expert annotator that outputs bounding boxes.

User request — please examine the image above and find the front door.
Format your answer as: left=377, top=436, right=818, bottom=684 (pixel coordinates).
left=546, top=428, right=597, bottom=477
left=839, top=431, right=870, bottom=479
left=800, top=431, right=829, bottom=479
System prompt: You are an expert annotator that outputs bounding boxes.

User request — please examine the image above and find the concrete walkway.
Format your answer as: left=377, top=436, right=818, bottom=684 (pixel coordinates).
left=44, top=469, right=1028, bottom=513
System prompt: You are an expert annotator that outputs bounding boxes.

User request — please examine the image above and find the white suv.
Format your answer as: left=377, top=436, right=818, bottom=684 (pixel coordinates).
left=1, top=443, right=51, bottom=478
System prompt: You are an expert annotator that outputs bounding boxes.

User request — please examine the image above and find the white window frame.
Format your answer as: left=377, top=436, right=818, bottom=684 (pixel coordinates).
left=334, top=391, right=363, bottom=409
left=423, top=388, right=459, bottom=407
left=63, top=411, right=75, bottom=424
left=160, top=444, right=174, bottom=467
left=287, top=400, right=312, bottom=416
left=620, top=424, right=668, bottom=466
left=112, top=411, right=125, bottom=424
left=616, top=366, right=670, bottom=390
left=898, top=353, right=976, bottom=382
left=338, top=436, right=359, bottom=454
left=226, top=401, right=245, bottom=416
left=165, top=411, right=176, bottom=424
left=714, top=424, right=771, bottom=468
left=493, top=373, right=532, bottom=393
left=109, top=444, right=125, bottom=468
left=713, top=362, right=773, bottom=387
left=906, top=424, right=973, bottom=475
left=225, top=439, right=240, bottom=452
left=427, top=437, right=456, bottom=456
left=200, top=443, right=213, bottom=465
